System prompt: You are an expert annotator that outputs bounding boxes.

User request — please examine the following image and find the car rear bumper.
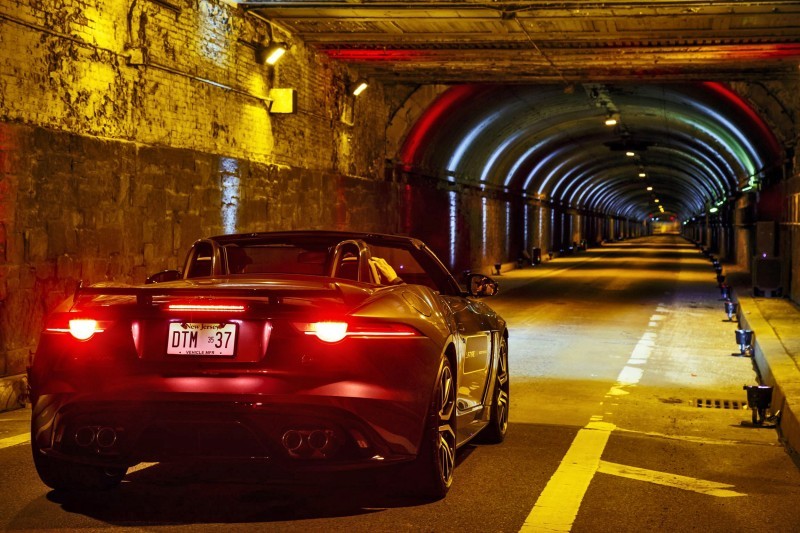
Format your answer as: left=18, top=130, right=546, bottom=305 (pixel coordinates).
left=32, top=385, right=427, bottom=470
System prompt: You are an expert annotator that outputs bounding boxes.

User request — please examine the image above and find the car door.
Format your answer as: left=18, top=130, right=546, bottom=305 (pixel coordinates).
left=443, top=295, right=496, bottom=423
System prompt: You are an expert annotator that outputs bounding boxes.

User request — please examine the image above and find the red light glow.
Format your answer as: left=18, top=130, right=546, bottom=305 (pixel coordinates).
left=46, top=317, right=105, bottom=340
left=167, top=304, right=245, bottom=312
left=294, top=321, right=421, bottom=343
left=322, top=49, right=425, bottom=62
left=67, top=319, right=102, bottom=340
left=312, top=322, right=349, bottom=343
left=398, top=85, right=487, bottom=166
left=702, top=82, right=782, bottom=157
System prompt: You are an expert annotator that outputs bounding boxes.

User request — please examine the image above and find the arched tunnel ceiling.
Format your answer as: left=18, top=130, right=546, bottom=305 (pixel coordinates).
left=242, top=1, right=797, bottom=221
left=397, top=83, right=782, bottom=221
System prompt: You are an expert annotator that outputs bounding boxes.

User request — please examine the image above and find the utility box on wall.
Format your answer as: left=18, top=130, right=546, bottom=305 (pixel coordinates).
left=752, top=256, right=782, bottom=297
left=755, top=221, right=777, bottom=258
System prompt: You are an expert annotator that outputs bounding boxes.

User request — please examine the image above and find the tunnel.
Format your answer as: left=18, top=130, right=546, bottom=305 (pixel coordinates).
left=0, top=1, right=799, bottom=402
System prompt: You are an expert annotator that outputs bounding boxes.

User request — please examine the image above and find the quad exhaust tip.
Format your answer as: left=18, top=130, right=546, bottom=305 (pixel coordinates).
left=74, top=426, right=118, bottom=449
left=281, top=428, right=338, bottom=458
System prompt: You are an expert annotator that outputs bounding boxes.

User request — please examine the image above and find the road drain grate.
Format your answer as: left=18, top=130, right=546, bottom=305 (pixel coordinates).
left=695, top=399, right=748, bottom=410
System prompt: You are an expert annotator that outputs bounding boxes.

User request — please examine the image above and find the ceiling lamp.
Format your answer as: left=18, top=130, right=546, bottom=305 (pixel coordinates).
left=351, top=80, right=369, bottom=96
left=638, top=172, right=646, bottom=178
left=604, top=114, right=618, bottom=126
left=646, top=186, right=653, bottom=191
left=626, top=151, right=635, bottom=157
left=256, top=42, right=287, bottom=65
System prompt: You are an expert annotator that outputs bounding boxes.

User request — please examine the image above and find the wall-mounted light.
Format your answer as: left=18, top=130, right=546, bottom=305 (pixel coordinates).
left=654, top=199, right=660, bottom=203
left=604, top=114, right=618, bottom=126
left=350, top=80, right=369, bottom=96
left=256, top=42, right=287, bottom=65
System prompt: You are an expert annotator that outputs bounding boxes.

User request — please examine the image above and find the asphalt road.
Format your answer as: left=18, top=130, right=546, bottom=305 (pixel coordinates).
left=2, top=235, right=799, bottom=532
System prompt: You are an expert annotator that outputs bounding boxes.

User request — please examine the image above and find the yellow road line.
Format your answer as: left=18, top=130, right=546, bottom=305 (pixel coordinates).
left=520, top=421, right=615, bottom=532
left=0, top=433, right=30, bottom=450
left=598, top=460, right=745, bottom=497
left=126, top=462, right=158, bottom=474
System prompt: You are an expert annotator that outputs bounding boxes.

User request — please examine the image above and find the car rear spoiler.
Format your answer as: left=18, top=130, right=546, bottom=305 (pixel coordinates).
left=71, top=281, right=355, bottom=307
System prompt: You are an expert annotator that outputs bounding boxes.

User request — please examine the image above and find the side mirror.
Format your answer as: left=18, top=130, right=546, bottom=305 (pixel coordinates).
left=467, top=274, right=498, bottom=298
left=146, top=269, right=182, bottom=284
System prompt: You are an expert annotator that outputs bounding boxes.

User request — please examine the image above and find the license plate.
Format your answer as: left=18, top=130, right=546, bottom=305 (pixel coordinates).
left=167, top=323, right=238, bottom=356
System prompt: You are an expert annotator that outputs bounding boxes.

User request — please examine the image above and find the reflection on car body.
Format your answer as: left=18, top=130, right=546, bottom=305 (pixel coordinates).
left=29, top=231, right=508, bottom=499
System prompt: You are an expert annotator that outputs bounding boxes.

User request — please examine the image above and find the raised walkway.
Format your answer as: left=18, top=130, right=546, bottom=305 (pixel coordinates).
left=731, top=273, right=800, bottom=455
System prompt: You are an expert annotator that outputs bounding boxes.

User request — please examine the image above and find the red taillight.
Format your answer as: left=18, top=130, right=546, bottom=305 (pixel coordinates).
left=313, top=322, right=349, bottom=343
left=69, top=319, right=100, bottom=340
left=167, top=303, right=245, bottom=312
left=293, top=321, right=421, bottom=343
left=46, top=318, right=105, bottom=341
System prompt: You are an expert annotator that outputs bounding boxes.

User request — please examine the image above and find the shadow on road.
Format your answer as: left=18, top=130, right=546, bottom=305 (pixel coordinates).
left=38, top=446, right=480, bottom=527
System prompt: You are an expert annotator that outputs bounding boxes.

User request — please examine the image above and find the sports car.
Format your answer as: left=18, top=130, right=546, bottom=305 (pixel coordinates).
left=28, top=231, right=508, bottom=499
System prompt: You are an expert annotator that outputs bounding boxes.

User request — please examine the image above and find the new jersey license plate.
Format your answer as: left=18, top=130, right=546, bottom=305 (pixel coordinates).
left=167, top=323, right=238, bottom=356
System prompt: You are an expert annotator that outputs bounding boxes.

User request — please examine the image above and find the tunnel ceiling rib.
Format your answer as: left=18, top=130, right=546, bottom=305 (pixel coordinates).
left=396, top=83, right=779, bottom=221
left=563, top=160, right=710, bottom=219
left=565, top=159, right=712, bottom=213
left=244, top=1, right=800, bottom=84
left=561, top=140, right=734, bottom=214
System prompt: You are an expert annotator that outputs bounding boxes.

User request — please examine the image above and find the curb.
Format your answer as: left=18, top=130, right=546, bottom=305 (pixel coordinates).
left=738, top=296, right=800, bottom=456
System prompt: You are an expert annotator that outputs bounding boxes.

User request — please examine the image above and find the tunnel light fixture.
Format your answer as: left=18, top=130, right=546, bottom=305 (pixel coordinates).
left=742, top=185, right=754, bottom=192
left=604, top=115, right=618, bottom=126
left=351, top=80, right=369, bottom=96
left=626, top=151, right=635, bottom=157
left=256, top=42, right=287, bottom=65
left=638, top=172, right=646, bottom=178
left=654, top=199, right=660, bottom=203
left=646, top=186, right=653, bottom=191
left=709, top=207, right=719, bottom=213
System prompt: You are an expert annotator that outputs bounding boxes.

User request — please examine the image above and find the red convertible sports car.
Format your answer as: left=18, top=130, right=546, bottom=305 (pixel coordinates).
left=29, top=231, right=508, bottom=499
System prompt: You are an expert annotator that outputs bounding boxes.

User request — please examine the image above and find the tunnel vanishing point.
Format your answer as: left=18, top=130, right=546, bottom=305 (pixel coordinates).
left=1, top=1, right=800, bottom=399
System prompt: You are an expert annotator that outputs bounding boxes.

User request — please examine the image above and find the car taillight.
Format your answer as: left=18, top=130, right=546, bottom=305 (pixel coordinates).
left=310, top=321, right=349, bottom=343
left=293, top=321, right=421, bottom=343
left=167, top=303, right=246, bottom=312
left=46, top=318, right=105, bottom=341
left=69, top=319, right=101, bottom=340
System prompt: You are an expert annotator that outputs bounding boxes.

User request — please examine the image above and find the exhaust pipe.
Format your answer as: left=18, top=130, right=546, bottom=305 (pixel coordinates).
left=75, top=426, right=96, bottom=447
left=281, top=429, right=337, bottom=457
left=96, top=427, right=118, bottom=448
left=307, top=430, right=330, bottom=451
left=74, top=426, right=118, bottom=449
left=281, top=430, right=304, bottom=452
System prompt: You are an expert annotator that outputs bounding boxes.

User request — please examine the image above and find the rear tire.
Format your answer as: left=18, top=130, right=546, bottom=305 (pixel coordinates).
left=406, top=354, right=456, bottom=500
left=477, top=336, right=509, bottom=444
left=32, top=435, right=126, bottom=491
